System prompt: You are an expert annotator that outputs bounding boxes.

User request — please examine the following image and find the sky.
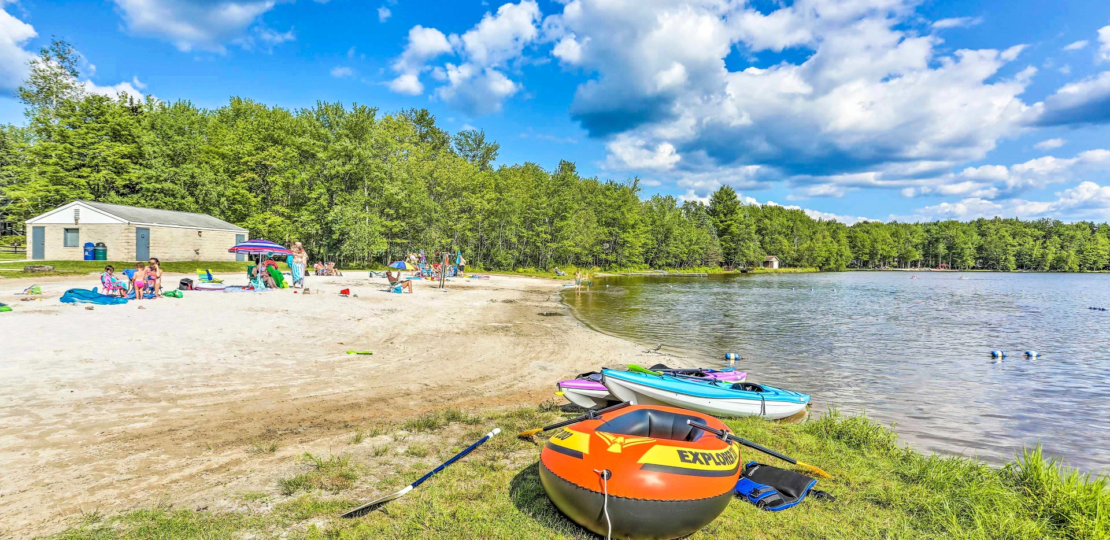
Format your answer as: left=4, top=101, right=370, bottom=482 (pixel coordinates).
left=1, top=0, right=1110, bottom=225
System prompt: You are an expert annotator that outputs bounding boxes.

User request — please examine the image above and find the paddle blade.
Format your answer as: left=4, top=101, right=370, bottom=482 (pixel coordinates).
left=628, top=364, right=662, bottom=376
left=341, top=485, right=413, bottom=518
left=795, top=461, right=833, bottom=479
left=517, top=427, right=544, bottom=439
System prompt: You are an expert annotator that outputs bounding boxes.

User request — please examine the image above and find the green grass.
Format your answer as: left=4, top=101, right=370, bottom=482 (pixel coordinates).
left=744, top=267, right=820, bottom=274
left=0, top=260, right=290, bottom=277
left=44, top=407, right=1109, bottom=540
left=277, top=453, right=361, bottom=496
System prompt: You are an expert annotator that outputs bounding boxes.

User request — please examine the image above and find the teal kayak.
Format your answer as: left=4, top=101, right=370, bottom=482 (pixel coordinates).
left=601, top=368, right=810, bottom=419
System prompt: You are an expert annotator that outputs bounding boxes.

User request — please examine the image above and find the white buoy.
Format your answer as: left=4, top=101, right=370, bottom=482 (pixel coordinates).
left=725, top=353, right=740, bottom=361
left=1024, top=350, right=1039, bottom=358
left=991, top=350, right=1006, bottom=358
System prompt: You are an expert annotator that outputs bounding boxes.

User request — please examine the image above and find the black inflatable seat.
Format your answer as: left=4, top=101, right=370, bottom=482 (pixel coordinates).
left=597, top=408, right=707, bottom=442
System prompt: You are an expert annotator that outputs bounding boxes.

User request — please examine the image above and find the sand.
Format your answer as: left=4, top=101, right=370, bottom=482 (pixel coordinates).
left=0, top=271, right=668, bottom=538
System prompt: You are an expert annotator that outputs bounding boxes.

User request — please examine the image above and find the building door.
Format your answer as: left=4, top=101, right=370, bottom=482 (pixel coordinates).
left=31, top=226, right=45, bottom=260
left=235, top=234, right=245, bottom=261
left=135, top=228, right=150, bottom=261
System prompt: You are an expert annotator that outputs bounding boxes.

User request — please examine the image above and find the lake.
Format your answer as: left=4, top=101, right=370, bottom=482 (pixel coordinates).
left=563, top=271, right=1110, bottom=472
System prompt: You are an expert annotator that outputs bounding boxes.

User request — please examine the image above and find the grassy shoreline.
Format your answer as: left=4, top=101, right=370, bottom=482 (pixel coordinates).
left=47, top=405, right=1108, bottom=540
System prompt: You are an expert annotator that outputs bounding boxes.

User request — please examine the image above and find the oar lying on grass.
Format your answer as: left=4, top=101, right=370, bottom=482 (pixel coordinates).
left=340, top=427, right=500, bottom=518
left=686, top=420, right=832, bottom=479
left=517, top=401, right=630, bottom=440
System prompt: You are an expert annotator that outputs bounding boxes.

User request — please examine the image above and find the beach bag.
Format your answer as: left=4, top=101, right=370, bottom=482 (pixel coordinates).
left=179, top=278, right=194, bottom=291
left=734, top=462, right=834, bottom=511
left=164, top=290, right=183, bottom=298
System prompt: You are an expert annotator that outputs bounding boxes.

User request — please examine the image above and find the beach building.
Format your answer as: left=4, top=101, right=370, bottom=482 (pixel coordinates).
left=763, top=255, right=780, bottom=269
left=25, top=201, right=248, bottom=261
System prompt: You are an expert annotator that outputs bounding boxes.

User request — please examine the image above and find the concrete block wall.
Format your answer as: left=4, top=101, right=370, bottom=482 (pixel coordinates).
left=39, top=224, right=130, bottom=261
left=35, top=224, right=245, bottom=261
left=146, top=227, right=243, bottom=262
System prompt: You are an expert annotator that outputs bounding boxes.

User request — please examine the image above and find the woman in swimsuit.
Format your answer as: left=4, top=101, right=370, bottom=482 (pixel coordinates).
left=147, top=257, right=163, bottom=296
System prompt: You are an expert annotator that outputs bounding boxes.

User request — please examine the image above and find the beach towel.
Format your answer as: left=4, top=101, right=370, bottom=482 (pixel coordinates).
left=267, top=265, right=287, bottom=288
left=60, top=288, right=129, bottom=305
left=101, top=273, right=126, bottom=295
left=125, top=289, right=157, bottom=300
left=288, top=255, right=304, bottom=285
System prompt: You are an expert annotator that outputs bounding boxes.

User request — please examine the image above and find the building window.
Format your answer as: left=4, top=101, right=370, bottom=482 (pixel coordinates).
left=64, top=228, right=79, bottom=247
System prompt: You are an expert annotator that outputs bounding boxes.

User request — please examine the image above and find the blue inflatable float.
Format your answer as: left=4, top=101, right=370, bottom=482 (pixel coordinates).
left=60, top=288, right=129, bottom=305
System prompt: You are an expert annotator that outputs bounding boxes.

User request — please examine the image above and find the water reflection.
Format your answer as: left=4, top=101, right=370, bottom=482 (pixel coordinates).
left=564, top=272, right=1110, bottom=472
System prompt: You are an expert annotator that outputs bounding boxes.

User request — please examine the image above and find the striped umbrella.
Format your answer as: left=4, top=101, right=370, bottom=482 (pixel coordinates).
left=228, top=239, right=293, bottom=255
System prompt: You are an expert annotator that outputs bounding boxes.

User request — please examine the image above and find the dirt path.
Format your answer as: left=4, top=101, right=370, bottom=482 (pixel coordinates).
left=0, top=273, right=665, bottom=538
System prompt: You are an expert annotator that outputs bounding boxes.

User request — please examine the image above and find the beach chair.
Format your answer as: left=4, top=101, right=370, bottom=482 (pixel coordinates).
left=197, top=269, right=223, bottom=284
left=247, top=265, right=267, bottom=290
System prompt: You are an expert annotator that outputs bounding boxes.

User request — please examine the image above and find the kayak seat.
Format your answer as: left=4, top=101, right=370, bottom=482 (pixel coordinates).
left=597, top=408, right=707, bottom=442
left=731, top=382, right=766, bottom=392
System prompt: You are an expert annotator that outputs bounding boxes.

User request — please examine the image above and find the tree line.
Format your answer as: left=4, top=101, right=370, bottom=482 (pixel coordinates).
left=2, top=41, right=1109, bottom=272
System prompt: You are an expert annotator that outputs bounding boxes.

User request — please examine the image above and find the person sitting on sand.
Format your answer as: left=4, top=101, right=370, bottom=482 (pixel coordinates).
left=554, top=267, right=567, bottom=276
left=386, top=270, right=413, bottom=293
left=314, top=261, right=325, bottom=276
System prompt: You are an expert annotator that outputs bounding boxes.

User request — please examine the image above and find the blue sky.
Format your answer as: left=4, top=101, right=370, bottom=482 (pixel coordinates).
left=2, top=0, right=1110, bottom=224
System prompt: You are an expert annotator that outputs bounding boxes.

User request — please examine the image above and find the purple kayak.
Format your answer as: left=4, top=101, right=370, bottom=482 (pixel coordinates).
left=557, top=369, right=746, bottom=409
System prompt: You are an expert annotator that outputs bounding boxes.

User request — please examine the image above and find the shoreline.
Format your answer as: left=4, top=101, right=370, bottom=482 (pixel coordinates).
left=0, top=271, right=687, bottom=539
left=3, top=271, right=1106, bottom=539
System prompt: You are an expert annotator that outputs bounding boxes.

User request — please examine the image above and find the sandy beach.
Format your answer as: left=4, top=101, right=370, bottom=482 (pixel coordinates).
left=0, top=272, right=664, bottom=538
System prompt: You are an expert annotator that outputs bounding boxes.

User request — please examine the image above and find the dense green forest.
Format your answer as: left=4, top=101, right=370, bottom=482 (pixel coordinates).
left=2, top=41, right=1109, bottom=271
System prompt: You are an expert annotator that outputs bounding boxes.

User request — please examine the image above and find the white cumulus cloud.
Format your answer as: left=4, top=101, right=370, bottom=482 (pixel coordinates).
left=1036, top=71, right=1110, bottom=126
left=0, top=7, right=36, bottom=95
left=903, top=181, right=1110, bottom=222
left=1034, top=138, right=1065, bottom=150
left=932, top=17, right=983, bottom=30
left=387, top=1, right=541, bottom=115
left=112, top=0, right=293, bottom=53
left=330, top=66, right=353, bottom=78
left=82, top=79, right=146, bottom=101
left=378, top=6, right=391, bottom=23
left=1063, top=40, right=1088, bottom=51
left=388, top=25, right=453, bottom=95
left=1100, top=24, right=1110, bottom=62
left=541, top=0, right=1040, bottom=197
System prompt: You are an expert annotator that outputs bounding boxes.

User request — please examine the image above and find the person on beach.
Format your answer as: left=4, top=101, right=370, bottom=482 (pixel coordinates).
left=147, top=258, right=163, bottom=296
left=132, top=263, right=148, bottom=300
left=289, top=242, right=307, bottom=288
left=386, top=270, right=413, bottom=293
left=101, top=265, right=126, bottom=297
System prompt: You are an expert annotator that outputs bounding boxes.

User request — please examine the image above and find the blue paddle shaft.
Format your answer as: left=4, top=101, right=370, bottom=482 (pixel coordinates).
left=410, top=428, right=500, bottom=489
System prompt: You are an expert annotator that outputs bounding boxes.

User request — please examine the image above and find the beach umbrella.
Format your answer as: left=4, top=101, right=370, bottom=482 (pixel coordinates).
left=228, top=239, right=293, bottom=256
left=389, top=261, right=416, bottom=270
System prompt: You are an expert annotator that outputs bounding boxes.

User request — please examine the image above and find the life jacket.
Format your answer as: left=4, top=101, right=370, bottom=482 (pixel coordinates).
left=733, top=461, right=834, bottom=511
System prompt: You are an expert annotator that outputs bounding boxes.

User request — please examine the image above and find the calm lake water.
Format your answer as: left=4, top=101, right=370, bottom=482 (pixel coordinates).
left=563, top=272, right=1110, bottom=472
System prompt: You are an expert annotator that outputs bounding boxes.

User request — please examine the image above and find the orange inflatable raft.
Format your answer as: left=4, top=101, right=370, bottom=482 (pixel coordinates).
left=539, top=405, right=741, bottom=540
